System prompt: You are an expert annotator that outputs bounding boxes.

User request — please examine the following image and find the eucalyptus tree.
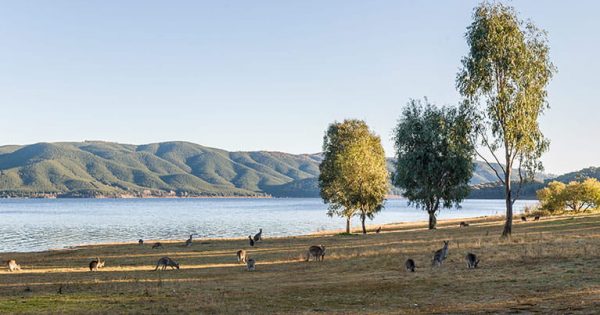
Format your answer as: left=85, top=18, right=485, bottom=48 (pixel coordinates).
left=393, top=99, right=475, bottom=229
left=319, top=119, right=389, bottom=234
left=456, top=2, right=556, bottom=237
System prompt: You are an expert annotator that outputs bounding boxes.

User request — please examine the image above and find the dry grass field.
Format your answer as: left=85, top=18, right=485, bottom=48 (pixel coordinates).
left=1, top=214, right=600, bottom=314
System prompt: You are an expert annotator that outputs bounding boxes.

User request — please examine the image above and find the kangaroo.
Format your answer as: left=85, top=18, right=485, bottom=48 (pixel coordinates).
left=465, top=253, right=480, bottom=269
left=248, top=235, right=255, bottom=247
left=534, top=215, right=540, bottom=221
left=236, top=249, right=247, bottom=263
left=185, top=234, right=193, bottom=247
left=6, top=260, right=21, bottom=272
left=89, top=257, right=105, bottom=271
left=253, top=229, right=262, bottom=242
left=459, top=221, right=470, bottom=227
left=152, top=242, right=163, bottom=249
left=405, top=259, right=416, bottom=272
left=521, top=216, right=527, bottom=222
left=246, top=258, right=256, bottom=271
left=154, top=257, right=180, bottom=271
left=375, top=226, right=382, bottom=234
left=138, top=239, right=144, bottom=245
left=306, top=245, right=326, bottom=261
left=432, top=240, right=449, bottom=267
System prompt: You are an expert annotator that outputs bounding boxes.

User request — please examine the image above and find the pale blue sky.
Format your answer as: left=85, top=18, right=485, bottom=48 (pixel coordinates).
left=0, top=1, right=598, bottom=174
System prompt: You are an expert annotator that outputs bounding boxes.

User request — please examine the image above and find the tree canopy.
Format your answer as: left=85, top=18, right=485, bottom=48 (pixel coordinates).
left=456, top=2, right=556, bottom=237
left=537, top=178, right=600, bottom=212
left=393, top=99, right=475, bottom=229
left=319, top=119, right=389, bottom=234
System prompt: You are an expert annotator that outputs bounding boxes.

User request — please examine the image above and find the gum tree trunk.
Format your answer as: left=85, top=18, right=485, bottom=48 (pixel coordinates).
left=360, top=213, right=367, bottom=234
left=428, top=210, right=437, bottom=229
left=502, top=166, right=513, bottom=238
left=346, top=217, right=351, bottom=234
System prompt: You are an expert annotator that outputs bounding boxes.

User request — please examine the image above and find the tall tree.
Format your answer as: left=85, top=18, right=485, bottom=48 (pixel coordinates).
left=319, top=119, right=389, bottom=234
left=456, top=2, right=555, bottom=237
left=393, top=99, right=475, bottom=230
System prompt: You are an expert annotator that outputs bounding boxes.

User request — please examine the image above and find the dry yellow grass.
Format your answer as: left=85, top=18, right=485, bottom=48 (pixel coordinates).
left=1, top=214, right=600, bottom=314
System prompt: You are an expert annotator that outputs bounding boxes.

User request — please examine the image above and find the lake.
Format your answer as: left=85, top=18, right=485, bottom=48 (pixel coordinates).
left=0, top=198, right=538, bottom=253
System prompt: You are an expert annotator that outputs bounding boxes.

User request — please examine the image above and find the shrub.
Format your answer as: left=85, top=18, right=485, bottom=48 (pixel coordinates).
left=537, top=178, right=600, bottom=212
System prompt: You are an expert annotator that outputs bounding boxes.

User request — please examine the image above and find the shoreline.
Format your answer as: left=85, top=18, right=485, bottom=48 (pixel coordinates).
left=1, top=213, right=511, bottom=255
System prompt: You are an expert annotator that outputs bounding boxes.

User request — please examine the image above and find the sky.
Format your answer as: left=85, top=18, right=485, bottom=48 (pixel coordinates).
left=0, top=1, right=598, bottom=174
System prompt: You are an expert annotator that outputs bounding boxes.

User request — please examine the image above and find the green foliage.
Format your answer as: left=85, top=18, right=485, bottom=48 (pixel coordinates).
left=319, top=120, right=389, bottom=233
left=456, top=2, right=556, bottom=236
left=392, top=98, right=475, bottom=229
left=537, top=178, right=600, bottom=212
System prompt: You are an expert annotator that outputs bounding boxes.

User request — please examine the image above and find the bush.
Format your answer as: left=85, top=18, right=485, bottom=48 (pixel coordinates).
left=537, top=178, right=600, bottom=212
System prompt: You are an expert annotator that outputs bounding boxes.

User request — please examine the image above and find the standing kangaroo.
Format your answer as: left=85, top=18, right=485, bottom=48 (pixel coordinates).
left=236, top=249, right=247, bottom=263
left=465, top=253, right=480, bottom=269
left=375, top=226, right=382, bottom=234
left=306, top=245, right=326, bottom=261
left=248, top=235, right=255, bottom=247
left=253, top=229, right=262, bottom=242
left=154, top=257, right=180, bottom=271
left=89, top=257, right=105, bottom=271
left=246, top=258, right=256, bottom=271
left=185, top=234, right=193, bottom=247
left=6, top=260, right=21, bottom=272
left=405, top=259, right=416, bottom=272
left=432, top=241, right=450, bottom=267
left=138, top=239, right=144, bottom=245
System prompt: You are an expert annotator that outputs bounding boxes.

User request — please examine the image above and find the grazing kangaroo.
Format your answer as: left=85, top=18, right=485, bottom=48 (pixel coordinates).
left=432, top=241, right=450, bottom=267
left=6, top=260, right=21, bottom=272
left=253, top=229, right=263, bottom=242
left=185, top=234, right=193, bottom=247
left=138, top=239, right=144, bottom=245
left=459, top=221, right=470, bottom=227
left=89, top=257, right=105, bottom=271
left=236, top=249, right=247, bottom=263
left=465, top=253, right=480, bottom=269
left=246, top=258, right=256, bottom=271
left=521, top=216, right=527, bottom=222
left=248, top=235, right=255, bottom=247
left=375, top=226, right=382, bottom=234
left=534, top=215, right=540, bottom=221
left=152, top=242, right=163, bottom=249
left=306, top=245, right=326, bottom=261
left=405, top=259, right=416, bottom=272
left=154, top=257, right=180, bottom=271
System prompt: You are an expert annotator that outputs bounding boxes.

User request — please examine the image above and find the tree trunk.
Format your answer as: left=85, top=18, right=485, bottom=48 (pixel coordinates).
left=346, top=217, right=351, bottom=234
left=360, top=213, right=367, bottom=234
left=502, top=167, right=513, bottom=238
left=428, top=210, right=437, bottom=230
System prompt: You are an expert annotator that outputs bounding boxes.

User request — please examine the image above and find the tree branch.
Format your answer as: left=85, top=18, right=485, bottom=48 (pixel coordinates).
left=512, top=157, right=525, bottom=205
left=475, top=149, right=506, bottom=186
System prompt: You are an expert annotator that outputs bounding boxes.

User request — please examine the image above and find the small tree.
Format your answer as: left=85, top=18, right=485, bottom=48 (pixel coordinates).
left=536, top=181, right=566, bottom=211
left=393, top=99, right=475, bottom=229
left=538, top=178, right=600, bottom=212
left=456, top=2, right=556, bottom=237
left=319, top=119, right=389, bottom=234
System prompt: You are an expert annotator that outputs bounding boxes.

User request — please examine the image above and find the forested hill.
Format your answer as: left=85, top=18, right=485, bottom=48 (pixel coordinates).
left=0, top=141, right=550, bottom=198
left=469, top=166, right=600, bottom=200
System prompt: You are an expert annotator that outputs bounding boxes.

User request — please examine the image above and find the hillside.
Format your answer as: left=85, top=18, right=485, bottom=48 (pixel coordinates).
left=469, top=166, right=600, bottom=199
left=0, top=141, right=549, bottom=198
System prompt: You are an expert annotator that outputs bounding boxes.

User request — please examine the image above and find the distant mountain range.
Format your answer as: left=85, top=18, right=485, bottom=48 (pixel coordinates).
left=0, top=141, right=558, bottom=198
left=469, top=166, right=600, bottom=199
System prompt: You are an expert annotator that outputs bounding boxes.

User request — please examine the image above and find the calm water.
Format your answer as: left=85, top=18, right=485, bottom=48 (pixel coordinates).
left=0, top=198, right=537, bottom=253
